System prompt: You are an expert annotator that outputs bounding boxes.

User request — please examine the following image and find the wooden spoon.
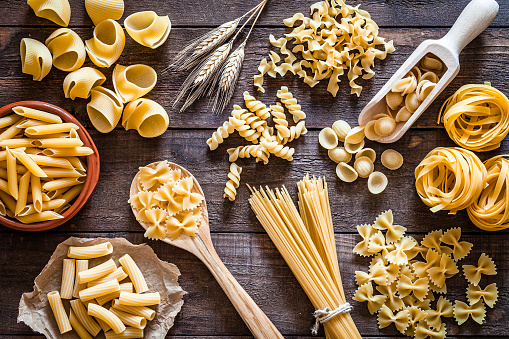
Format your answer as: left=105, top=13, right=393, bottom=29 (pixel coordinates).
left=358, top=0, right=499, bottom=143
left=130, top=161, right=283, bottom=339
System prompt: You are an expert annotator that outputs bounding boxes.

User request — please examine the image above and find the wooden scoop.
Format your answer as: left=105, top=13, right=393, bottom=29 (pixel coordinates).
left=358, top=0, right=499, bottom=143
left=130, top=161, right=283, bottom=339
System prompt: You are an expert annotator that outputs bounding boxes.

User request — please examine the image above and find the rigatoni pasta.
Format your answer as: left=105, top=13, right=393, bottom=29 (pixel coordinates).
left=119, top=254, right=148, bottom=293
left=69, top=242, right=114, bottom=259
left=47, top=291, right=72, bottom=334
left=88, top=303, right=126, bottom=334
left=61, top=258, right=76, bottom=299
left=69, top=309, right=93, bottom=339
left=78, top=258, right=117, bottom=284
left=119, top=292, right=160, bottom=306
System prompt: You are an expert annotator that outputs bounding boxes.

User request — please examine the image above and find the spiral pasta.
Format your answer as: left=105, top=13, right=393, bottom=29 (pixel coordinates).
left=112, top=64, right=157, bottom=103
left=415, top=147, right=487, bottom=214
left=277, top=86, right=306, bottom=123
left=227, top=145, right=269, bottom=164
left=224, top=163, right=242, bottom=201
left=260, top=135, right=295, bottom=161
left=206, top=121, right=234, bottom=151
left=124, top=11, right=171, bottom=49
left=27, top=0, right=70, bottom=27
left=85, top=0, right=124, bottom=25
left=438, top=84, right=509, bottom=152
left=122, top=98, right=169, bottom=138
left=20, top=38, right=52, bottom=81
left=45, top=28, right=86, bottom=72
left=63, top=67, right=106, bottom=99
left=85, top=19, right=125, bottom=68
left=229, top=105, right=261, bottom=144
left=467, top=156, right=509, bottom=231
left=87, top=86, right=123, bottom=133
left=270, top=103, right=290, bottom=141
left=243, top=91, right=270, bottom=120
left=280, top=121, right=307, bottom=145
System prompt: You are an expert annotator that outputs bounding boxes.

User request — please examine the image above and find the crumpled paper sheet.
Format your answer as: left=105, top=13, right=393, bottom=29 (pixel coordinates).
left=18, top=237, right=185, bottom=338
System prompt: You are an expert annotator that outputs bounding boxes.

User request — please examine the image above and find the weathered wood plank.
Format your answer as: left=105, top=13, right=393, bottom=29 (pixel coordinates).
left=0, top=128, right=502, bottom=234
left=1, top=232, right=507, bottom=336
left=0, top=27, right=507, bottom=130
left=3, top=0, right=509, bottom=27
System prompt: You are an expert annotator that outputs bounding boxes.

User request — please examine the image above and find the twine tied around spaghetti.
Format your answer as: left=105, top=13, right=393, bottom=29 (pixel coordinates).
left=311, top=303, right=353, bottom=336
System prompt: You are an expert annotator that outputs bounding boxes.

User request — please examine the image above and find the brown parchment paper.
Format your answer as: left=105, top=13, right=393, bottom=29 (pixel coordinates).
left=18, top=237, right=186, bottom=338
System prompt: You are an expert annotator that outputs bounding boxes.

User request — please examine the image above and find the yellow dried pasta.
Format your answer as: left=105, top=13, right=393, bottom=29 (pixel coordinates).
left=85, top=0, right=124, bottom=25
left=463, top=253, right=497, bottom=286
left=28, top=0, right=70, bottom=27
left=453, top=300, right=486, bottom=325
left=63, top=67, right=106, bottom=100
left=466, top=283, right=498, bottom=308
left=112, top=64, right=157, bottom=103
left=122, top=98, right=169, bottom=138
left=124, top=11, right=171, bottom=49
left=87, top=86, right=123, bottom=133
left=223, top=163, right=242, bottom=202
left=85, top=19, right=125, bottom=68
left=20, top=38, right=52, bottom=81
left=45, top=28, right=86, bottom=72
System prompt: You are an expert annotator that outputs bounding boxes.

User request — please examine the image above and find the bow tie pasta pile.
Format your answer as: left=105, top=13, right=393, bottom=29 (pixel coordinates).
left=22, top=0, right=171, bottom=138
left=352, top=210, right=498, bottom=338
left=129, top=161, right=205, bottom=240
left=254, top=0, right=395, bottom=97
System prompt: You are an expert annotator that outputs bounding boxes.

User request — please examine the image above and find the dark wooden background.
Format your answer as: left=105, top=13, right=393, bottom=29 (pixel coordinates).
left=1, top=0, right=508, bottom=338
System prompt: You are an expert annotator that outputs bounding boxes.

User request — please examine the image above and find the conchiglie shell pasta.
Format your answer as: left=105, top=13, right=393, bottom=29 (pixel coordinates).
left=336, top=162, right=358, bottom=183
left=45, top=28, right=86, bottom=72
left=123, top=98, right=169, bottom=138
left=63, top=67, right=106, bottom=99
left=124, top=11, right=171, bottom=49
left=318, top=127, right=338, bottom=150
left=112, top=64, right=157, bottom=103
left=368, top=172, right=388, bottom=194
left=20, top=38, right=52, bottom=81
left=27, top=0, right=70, bottom=27
left=87, top=86, right=123, bottom=133
left=85, top=19, right=125, bottom=68
left=85, top=0, right=124, bottom=26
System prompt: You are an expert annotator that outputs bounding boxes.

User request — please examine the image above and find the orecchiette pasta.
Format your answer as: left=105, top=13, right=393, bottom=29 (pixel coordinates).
left=86, top=86, right=123, bottom=133
left=28, top=0, right=70, bottom=27
left=85, top=19, right=125, bottom=68
left=124, top=11, right=171, bottom=49
left=20, top=38, right=52, bottom=81
left=112, top=64, right=157, bottom=103
left=122, top=98, right=169, bottom=138
left=85, top=0, right=124, bottom=25
left=223, top=163, right=242, bottom=201
left=63, top=67, right=106, bottom=100
left=45, top=28, right=86, bottom=72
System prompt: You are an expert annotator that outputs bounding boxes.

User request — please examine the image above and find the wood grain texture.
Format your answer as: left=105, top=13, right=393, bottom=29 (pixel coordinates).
left=2, top=232, right=507, bottom=337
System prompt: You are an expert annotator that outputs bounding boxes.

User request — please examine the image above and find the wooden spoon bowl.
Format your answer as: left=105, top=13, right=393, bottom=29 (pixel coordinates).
left=130, top=161, right=283, bottom=339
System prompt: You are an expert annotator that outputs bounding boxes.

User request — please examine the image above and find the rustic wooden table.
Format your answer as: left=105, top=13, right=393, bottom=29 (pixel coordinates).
left=1, top=0, right=508, bottom=338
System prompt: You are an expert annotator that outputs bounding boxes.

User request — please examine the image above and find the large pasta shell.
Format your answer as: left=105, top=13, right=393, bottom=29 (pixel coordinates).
left=20, top=38, right=52, bottom=81
left=85, top=19, right=125, bottom=68
left=63, top=67, right=106, bottom=99
left=85, top=0, right=124, bottom=25
left=28, top=0, right=70, bottom=27
left=87, top=86, right=123, bottom=133
left=45, top=28, right=86, bottom=72
left=124, top=11, right=171, bottom=49
left=123, top=98, right=169, bottom=138
left=112, top=64, right=157, bottom=103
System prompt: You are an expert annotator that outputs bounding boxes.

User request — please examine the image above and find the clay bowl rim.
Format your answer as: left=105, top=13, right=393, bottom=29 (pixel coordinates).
left=0, top=101, right=100, bottom=231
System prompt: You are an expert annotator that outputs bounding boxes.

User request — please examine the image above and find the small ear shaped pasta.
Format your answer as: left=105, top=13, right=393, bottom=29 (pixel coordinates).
left=123, top=98, right=169, bottom=138
left=368, top=172, right=388, bottom=195
left=331, top=120, right=350, bottom=141
left=20, top=38, right=52, bottom=81
left=27, top=0, right=70, bottom=27
left=328, top=147, right=351, bottom=163
left=318, top=127, right=338, bottom=149
left=85, top=19, right=125, bottom=68
left=87, top=86, right=123, bottom=133
left=336, top=162, right=358, bottom=183
left=45, top=28, right=86, bottom=72
left=345, top=126, right=365, bottom=144
left=63, top=67, right=106, bottom=99
left=124, top=11, right=171, bottom=49
left=112, top=64, right=157, bottom=103
left=381, top=149, right=404, bottom=170
left=85, top=0, right=124, bottom=25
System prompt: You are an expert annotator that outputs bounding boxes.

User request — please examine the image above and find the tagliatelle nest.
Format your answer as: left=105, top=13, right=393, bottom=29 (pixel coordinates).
left=254, top=0, right=395, bottom=96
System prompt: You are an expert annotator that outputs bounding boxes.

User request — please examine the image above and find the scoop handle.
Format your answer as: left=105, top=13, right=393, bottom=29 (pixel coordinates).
left=440, top=0, right=499, bottom=55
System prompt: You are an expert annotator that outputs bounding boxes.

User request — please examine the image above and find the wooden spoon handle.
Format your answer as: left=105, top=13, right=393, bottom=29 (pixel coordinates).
left=195, top=238, right=284, bottom=339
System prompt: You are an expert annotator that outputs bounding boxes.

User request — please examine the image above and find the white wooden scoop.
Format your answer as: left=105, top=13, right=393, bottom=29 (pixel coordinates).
left=130, top=162, right=283, bottom=339
left=358, top=0, right=499, bottom=143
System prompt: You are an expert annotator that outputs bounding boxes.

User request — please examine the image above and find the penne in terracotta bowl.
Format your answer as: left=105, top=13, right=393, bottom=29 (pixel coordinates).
left=0, top=101, right=99, bottom=231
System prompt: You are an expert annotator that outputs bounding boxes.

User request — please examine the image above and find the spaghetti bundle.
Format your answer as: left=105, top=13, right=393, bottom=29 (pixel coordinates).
left=468, top=156, right=509, bottom=231
left=438, top=84, right=509, bottom=152
left=415, top=147, right=487, bottom=214
left=248, top=175, right=360, bottom=339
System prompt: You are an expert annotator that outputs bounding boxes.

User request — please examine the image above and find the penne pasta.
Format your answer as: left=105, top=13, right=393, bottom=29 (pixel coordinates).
left=12, top=150, right=48, bottom=178
left=32, top=137, right=83, bottom=148
left=42, top=177, right=85, bottom=191
left=73, top=260, right=89, bottom=298
left=119, top=254, right=148, bottom=293
left=118, top=292, right=160, bottom=306
left=47, top=291, right=72, bottom=334
left=108, top=307, right=147, bottom=329
left=61, top=258, right=75, bottom=299
left=40, top=167, right=85, bottom=177
left=68, top=242, right=113, bottom=259
left=0, top=161, right=28, bottom=173
left=70, top=299, right=101, bottom=336
left=0, top=190, right=16, bottom=213
left=47, top=187, right=70, bottom=200
left=111, top=299, right=156, bottom=320
left=55, top=184, right=84, bottom=213
left=16, top=119, right=48, bottom=129
left=28, top=154, right=73, bottom=169
left=0, top=151, right=7, bottom=162
left=69, top=309, right=93, bottom=339
left=87, top=303, right=126, bottom=334
left=31, top=174, right=43, bottom=212
left=13, top=106, right=63, bottom=124
left=16, top=210, right=63, bottom=223
left=5, top=148, right=18, bottom=199
left=79, top=279, right=120, bottom=301
left=23, top=147, right=44, bottom=155
left=15, top=172, right=31, bottom=215
left=96, top=282, right=132, bottom=306
left=0, top=124, right=22, bottom=143
left=0, top=178, right=11, bottom=195
left=25, top=122, right=79, bottom=135
left=0, top=138, right=35, bottom=148
left=104, top=327, right=144, bottom=339
left=0, top=199, right=6, bottom=216
left=17, top=198, right=66, bottom=216
left=78, top=258, right=117, bottom=283
left=0, top=115, right=23, bottom=129
left=88, top=267, right=127, bottom=287
left=66, top=156, right=86, bottom=172
left=43, top=147, right=94, bottom=157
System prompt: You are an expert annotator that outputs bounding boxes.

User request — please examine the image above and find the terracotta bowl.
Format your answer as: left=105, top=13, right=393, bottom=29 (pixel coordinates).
left=0, top=101, right=100, bottom=231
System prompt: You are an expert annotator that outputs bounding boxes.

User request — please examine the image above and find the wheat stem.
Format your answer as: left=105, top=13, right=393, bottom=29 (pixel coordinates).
left=244, top=0, right=267, bottom=42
